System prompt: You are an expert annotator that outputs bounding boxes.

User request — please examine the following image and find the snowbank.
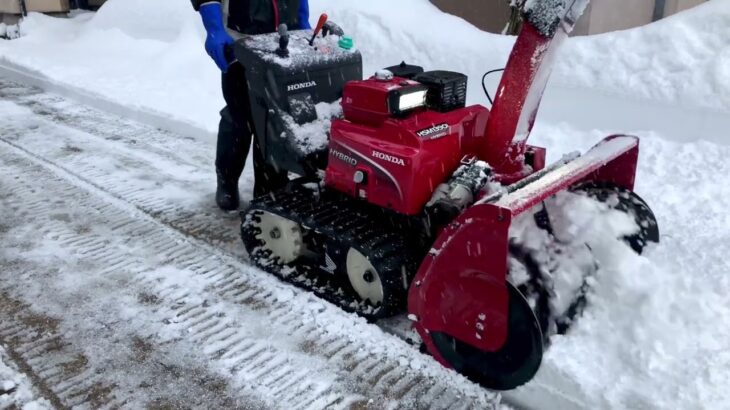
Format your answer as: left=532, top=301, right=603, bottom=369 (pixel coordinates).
left=0, top=2, right=222, bottom=132
left=1, top=0, right=728, bottom=136
left=557, top=0, right=730, bottom=114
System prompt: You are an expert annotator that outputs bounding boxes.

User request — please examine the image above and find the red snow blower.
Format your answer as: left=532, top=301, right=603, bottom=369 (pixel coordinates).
left=235, top=0, right=659, bottom=390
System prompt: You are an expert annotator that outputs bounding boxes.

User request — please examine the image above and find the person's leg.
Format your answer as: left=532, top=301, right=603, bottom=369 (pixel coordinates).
left=216, top=63, right=252, bottom=210
left=220, top=62, right=288, bottom=201
left=214, top=107, right=247, bottom=210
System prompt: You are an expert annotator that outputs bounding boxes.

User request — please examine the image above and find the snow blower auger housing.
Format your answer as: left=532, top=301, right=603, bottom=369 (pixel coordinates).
left=235, top=0, right=659, bottom=391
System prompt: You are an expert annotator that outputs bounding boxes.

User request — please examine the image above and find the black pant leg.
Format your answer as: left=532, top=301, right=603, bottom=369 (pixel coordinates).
left=219, top=63, right=288, bottom=197
left=217, top=63, right=252, bottom=187
left=215, top=106, right=248, bottom=186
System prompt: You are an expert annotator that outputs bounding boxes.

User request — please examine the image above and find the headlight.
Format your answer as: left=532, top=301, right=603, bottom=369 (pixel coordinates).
left=388, top=85, right=429, bottom=116
left=398, top=89, right=427, bottom=111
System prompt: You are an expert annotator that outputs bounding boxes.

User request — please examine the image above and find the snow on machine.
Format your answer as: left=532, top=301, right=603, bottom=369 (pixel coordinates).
left=234, top=0, right=659, bottom=390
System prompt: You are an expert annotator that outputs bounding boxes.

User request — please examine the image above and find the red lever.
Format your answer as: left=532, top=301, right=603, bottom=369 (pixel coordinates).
left=309, top=13, right=329, bottom=46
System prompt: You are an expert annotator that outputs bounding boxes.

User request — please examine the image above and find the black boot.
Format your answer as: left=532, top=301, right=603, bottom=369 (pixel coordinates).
left=216, top=171, right=240, bottom=211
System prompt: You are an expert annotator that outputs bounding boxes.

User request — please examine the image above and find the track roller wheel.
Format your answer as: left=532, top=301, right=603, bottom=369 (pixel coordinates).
left=341, top=234, right=414, bottom=319
left=430, top=282, right=543, bottom=391
left=573, top=182, right=659, bottom=254
left=346, top=248, right=385, bottom=306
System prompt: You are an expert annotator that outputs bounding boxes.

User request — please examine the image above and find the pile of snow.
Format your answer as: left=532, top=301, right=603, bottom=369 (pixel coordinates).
left=523, top=0, right=590, bottom=35
left=0, top=0, right=221, bottom=132
left=283, top=99, right=343, bottom=154
left=0, top=346, right=51, bottom=409
left=0, top=22, right=21, bottom=39
left=557, top=0, right=730, bottom=114
left=242, top=30, right=358, bottom=68
left=2, top=0, right=728, bottom=134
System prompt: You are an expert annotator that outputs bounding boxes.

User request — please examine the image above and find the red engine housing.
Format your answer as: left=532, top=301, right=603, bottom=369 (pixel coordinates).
left=325, top=75, right=490, bottom=215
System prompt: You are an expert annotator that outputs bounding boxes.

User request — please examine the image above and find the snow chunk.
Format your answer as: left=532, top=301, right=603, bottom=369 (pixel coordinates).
left=282, top=99, right=342, bottom=155
left=524, top=0, right=590, bottom=36
left=0, top=346, right=52, bottom=409
left=242, top=30, right=356, bottom=68
left=1, top=22, right=21, bottom=39
left=1, top=379, right=16, bottom=392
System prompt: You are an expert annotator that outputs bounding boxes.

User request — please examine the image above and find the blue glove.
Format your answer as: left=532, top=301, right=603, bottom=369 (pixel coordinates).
left=297, top=0, right=311, bottom=29
left=199, top=3, right=234, bottom=72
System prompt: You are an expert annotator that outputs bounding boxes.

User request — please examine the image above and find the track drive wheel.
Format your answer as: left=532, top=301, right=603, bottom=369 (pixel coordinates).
left=243, top=209, right=304, bottom=265
left=429, top=282, right=543, bottom=391
left=573, top=182, right=660, bottom=254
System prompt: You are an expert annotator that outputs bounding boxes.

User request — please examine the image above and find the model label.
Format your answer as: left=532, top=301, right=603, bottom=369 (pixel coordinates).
left=287, top=81, right=317, bottom=92
left=372, top=151, right=406, bottom=166
left=330, top=148, right=358, bottom=166
left=417, top=123, right=450, bottom=139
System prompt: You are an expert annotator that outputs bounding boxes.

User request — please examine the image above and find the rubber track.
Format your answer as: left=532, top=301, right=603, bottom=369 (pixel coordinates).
left=244, top=188, right=420, bottom=319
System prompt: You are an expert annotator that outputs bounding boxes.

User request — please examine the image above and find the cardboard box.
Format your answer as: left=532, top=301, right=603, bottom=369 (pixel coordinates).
left=0, top=0, right=69, bottom=14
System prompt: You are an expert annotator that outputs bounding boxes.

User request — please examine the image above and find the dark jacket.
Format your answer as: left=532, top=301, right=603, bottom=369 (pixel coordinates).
left=191, top=0, right=310, bottom=34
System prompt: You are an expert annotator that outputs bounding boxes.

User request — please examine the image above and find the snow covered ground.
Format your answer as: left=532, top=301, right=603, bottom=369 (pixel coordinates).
left=1, top=0, right=730, bottom=409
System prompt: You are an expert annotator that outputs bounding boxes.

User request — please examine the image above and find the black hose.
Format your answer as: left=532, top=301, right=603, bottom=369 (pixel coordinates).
left=18, top=0, right=28, bottom=17
left=481, top=68, right=505, bottom=106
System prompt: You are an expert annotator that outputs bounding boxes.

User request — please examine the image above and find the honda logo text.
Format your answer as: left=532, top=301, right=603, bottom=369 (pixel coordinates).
left=372, top=151, right=405, bottom=166
left=287, top=81, right=317, bottom=92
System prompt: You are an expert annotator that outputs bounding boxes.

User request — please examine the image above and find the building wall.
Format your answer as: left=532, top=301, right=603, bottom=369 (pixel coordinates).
left=574, top=0, right=656, bottom=35
left=430, top=0, right=707, bottom=35
left=0, top=0, right=104, bottom=14
left=0, top=0, right=69, bottom=13
left=665, top=0, right=706, bottom=16
left=430, top=0, right=512, bottom=34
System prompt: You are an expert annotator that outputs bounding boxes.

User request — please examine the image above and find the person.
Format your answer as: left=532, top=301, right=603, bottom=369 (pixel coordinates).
left=191, top=0, right=311, bottom=210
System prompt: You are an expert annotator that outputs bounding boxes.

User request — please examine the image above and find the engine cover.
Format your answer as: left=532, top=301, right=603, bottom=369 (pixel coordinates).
left=325, top=77, right=489, bottom=215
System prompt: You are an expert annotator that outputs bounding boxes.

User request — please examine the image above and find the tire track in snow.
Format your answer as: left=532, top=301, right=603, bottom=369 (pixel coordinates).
left=0, top=99, right=499, bottom=409
left=1, top=155, right=262, bottom=409
left=0, top=79, right=243, bottom=256
left=0, top=76, right=416, bottom=344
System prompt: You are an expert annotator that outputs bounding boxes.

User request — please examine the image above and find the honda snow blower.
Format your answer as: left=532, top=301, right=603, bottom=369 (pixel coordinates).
left=234, top=0, right=659, bottom=390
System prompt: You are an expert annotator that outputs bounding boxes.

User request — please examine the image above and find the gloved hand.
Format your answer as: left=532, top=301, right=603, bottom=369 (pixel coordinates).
left=199, top=3, right=234, bottom=72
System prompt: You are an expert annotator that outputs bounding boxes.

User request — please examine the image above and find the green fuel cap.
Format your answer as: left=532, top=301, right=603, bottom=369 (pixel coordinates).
left=338, top=36, right=354, bottom=50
